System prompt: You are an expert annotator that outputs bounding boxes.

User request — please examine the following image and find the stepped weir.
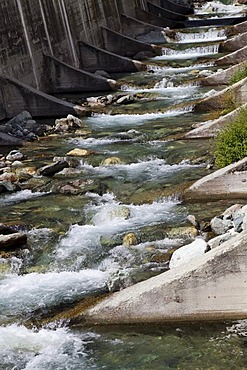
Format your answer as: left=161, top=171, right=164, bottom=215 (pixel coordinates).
left=0, top=0, right=246, bottom=119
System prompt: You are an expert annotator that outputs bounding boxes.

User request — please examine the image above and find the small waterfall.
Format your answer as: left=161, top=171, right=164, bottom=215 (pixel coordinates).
left=167, top=28, right=227, bottom=44
left=154, top=44, right=220, bottom=60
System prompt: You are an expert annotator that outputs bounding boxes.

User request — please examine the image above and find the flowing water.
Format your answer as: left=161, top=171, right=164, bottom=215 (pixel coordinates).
left=1, top=2, right=247, bottom=369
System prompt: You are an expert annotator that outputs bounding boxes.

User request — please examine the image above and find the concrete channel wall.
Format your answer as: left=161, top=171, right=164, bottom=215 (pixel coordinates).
left=0, top=0, right=192, bottom=118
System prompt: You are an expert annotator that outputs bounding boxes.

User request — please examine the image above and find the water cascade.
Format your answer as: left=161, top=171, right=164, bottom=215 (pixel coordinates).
left=1, top=1, right=247, bottom=368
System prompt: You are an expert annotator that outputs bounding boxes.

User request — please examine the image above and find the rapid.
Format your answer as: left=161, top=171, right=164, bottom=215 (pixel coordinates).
left=1, top=1, right=247, bottom=369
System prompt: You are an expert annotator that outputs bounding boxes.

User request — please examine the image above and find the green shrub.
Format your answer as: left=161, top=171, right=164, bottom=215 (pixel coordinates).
left=214, top=107, right=247, bottom=168
left=229, top=64, right=247, bottom=85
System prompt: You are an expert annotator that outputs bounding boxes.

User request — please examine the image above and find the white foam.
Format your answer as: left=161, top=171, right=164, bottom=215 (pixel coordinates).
left=0, top=270, right=108, bottom=316
left=0, top=324, right=92, bottom=370
left=86, top=108, right=193, bottom=128
left=154, top=45, right=219, bottom=60
left=1, top=189, right=48, bottom=205
left=56, top=195, right=183, bottom=260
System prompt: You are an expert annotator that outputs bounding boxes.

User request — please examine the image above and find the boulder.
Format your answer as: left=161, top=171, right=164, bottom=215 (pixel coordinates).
left=116, top=95, right=135, bottom=105
left=0, top=132, right=23, bottom=146
left=169, top=238, right=208, bottom=269
left=210, top=216, right=233, bottom=235
left=0, top=232, right=27, bottom=250
left=66, top=148, right=95, bottom=157
left=123, top=233, right=138, bottom=246
left=54, top=179, right=99, bottom=195
left=54, top=115, right=84, bottom=133
left=0, top=181, right=19, bottom=193
left=6, top=150, right=25, bottom=162
left=208, top=229, right=239, bottom=249
left=37, top=160, right=69, bottom=177
left=101, top=157, right=124, bottom=166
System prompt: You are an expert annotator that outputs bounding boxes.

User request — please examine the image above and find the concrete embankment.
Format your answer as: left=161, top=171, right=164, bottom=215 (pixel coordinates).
left=184, top=157, right=247, bottom=201
left=72, top=229, right=247, bottom=325
left=185, top=103, right=247, bottom=138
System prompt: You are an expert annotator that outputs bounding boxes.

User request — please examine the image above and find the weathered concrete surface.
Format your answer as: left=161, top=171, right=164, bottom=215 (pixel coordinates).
left=44, top=54, right=116, bottom=93
left=135, top=7, right=184, bottom=28
left=220, top=31, right=247, bottom=52
left=75, top=229, right=247, bottom=325
left=200, top=61, right=247, bottom=86
left=228, top=20, right=247, bottom=35
left=185, top=103, right=247, bottom=138
left=120, top=13, right=164, bottom=40
left=216, top=45, right=247, bottom=66
left=79, top=42, right=145, bottom=73
left=184, top=16, right=247, bottom=28
left=0, top=75, right=79, bottom=118
left=184, top=157, right=247, bottom=201
left=195, top=77, right=247, bottom=112
left=147, top=1, right=187, bottom=22
left=101, top=26, right=160, bottom=58
left=160, top=0, right=194, bottom=15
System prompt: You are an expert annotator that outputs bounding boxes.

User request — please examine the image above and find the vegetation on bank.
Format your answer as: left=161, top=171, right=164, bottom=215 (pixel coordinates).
left=229, top=64, right=247, bottom=85
left=214, top=107, right=247, bottom=168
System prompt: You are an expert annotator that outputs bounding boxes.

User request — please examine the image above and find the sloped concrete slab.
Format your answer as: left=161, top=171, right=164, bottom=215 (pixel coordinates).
left=76, top=229, right=247, bottom=325
left=184, top=157, right=247, bottom=201
left=201, top=61, right=247, bottom=86
left=185, top=103, right=247, bottom=138
left=216, top=45, right=247, bottom=65
left=220, top=31, right=247, bottom=52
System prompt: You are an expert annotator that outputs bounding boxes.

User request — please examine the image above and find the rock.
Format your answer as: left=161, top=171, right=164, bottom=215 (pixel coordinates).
left=187, top=214, right=200, bottom=229
left=223, top=204, right=243, bottom=219
left=210, top=216, right=233, bottom=235
left=54, top=115, right=84, bottom=133
left=66, top=148, right=94, bottom=156
left=0, top=172, right=17, bottom=183
left=37, top=160, right=69, bottom=177
left=6, top=150, right=25, bottom=162
left=101, top=157, right=124, bottom=166
left=0, top=232, right=27, bottom=250
left=169, top=238, right=208, bottom=269
left=116, top=95, right=135, bottom=105
left=0, top=224, right=15, bottom=235
left=208, top=229, right=239, bottom=249
left=123, top=233, right=138, bottom=246
left=54, top=179, right=98, bottom=195
left=94, top=70, right=111, bottom=78
left=0, top=181, right=19, bottom=193
left=0, top=132, right=23, bottom=146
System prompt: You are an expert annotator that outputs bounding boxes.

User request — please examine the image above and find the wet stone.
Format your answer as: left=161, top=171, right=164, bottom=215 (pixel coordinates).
left=37, top=161, right=69, bottom=177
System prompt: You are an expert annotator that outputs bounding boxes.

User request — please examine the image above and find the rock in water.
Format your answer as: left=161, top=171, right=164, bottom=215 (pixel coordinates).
left=0, top=233, right=27, bottom=250
left=169, top=238, right=208, bottom=269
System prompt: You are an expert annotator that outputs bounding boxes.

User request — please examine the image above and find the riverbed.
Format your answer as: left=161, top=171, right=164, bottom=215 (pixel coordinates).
left=1, top=1, right=247, bottom=369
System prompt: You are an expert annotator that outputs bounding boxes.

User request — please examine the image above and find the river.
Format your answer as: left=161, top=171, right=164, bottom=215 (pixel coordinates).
left=1, top=1, right=247, bottom=369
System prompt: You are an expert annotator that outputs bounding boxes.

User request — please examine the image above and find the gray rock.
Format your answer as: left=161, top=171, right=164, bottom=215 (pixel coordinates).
left=0, top=181, right=18, bottom=193
left=0, top=132, right=23, bottom=146
left=210, top=216, right=233, bottom=235
left=116, top=95, right=135, bottom=105
left=6, top=150, right=25, bottom=162
left=169, top=238, right=208, bottom=269
left=37, top=161, right=69, bottom=177
left=94, top=70, right=111, bottom=78
left=7, top=111, right=32, bottom=128
left=208, top=229, right=239, bottom=249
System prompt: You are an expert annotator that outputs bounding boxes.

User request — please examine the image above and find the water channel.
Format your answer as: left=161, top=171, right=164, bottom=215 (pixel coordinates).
left=1, top=2, right=247, bottom=369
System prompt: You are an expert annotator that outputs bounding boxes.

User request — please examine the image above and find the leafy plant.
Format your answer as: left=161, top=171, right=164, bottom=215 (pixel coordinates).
left=214, top=107, right=247, bottom=168
left=229, top=64, right=247, bottom=85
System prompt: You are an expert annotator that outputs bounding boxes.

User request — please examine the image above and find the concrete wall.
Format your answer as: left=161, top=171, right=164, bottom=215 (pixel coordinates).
left=0, top=0, right=192, bottom=119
